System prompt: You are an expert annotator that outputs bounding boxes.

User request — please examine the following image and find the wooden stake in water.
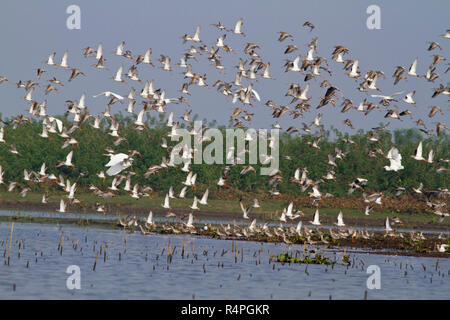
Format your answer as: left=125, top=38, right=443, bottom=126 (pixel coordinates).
left=8, top=223, right=14, bottom=266
left=182, top=239, right=185, bottom=259
left=18, top=239, right=22, bottom=259
left=93, top=251, right=99, bottom=271
left=60, top=232, right=64, bottom=256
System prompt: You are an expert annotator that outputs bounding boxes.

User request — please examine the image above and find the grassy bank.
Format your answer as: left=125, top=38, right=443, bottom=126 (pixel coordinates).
left=0, top=215, right=448, bottom=258
left=0, top=191, right=448, bottom=229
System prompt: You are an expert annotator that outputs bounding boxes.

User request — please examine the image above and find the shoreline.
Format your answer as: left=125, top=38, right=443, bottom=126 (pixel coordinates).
left=1, top=197, right=449, bottom=232
left=1, top=213, right=448, bottom=259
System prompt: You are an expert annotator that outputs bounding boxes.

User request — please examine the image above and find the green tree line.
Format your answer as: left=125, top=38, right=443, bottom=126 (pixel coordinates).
left=0, top=113, right=448, bottom=199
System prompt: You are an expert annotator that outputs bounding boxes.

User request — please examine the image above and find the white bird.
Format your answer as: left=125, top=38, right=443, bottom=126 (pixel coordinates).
left=134, top=108, right=146, bottom=126
left=183, top=171, right=194, bottom=187
left=306, top=47, right=315, bottom=61
left=426, top=149, right=434, bottom=164
left=104, top=153, right=132, bottom=176
left=288, top=55, right=302, bottom=72
left=261, top=63, right=274, bottom=79
left=190, top=196, right=199, bottom=210
left=179, top=186, right=188, bottom=198
left=0, top=127, right=5, bottom=144
left=402, top=91, right=416, bottom=106
left=162, top=193, right=170, bottom=209
left=0, top=166, right=4, bottom=184
left=412, top=182, right=423, bottom=194
left=295, top=221, right=303, bottom=236
left=335, top=210, right=345, bottom=227
left=56, top=150, right=74, bottom=168
left=384, top=147, right=404, bottom=171
left=217, top=176, right=226, bottom=187
left=181, top=160, right=191, bottom=173
left=168, top=186, right=176, bottom=199
left=146, top=211, right=154, bottom=227
left=56, top=199, right=67, bottom=213
left=364, top=205, right=373, bottom=216
left=190, top=26, right=201, bottom=42
left=45, top=52, right=56, bottom=66
left=58, top=50, right=69, bottom=68
left=370, top=91, right=403, bottom=102
left=347, top=60, right=360, bottom=78
left=299, top=84, right=310, bottom=101
left=385, top=217, right=393, bottom=232
left=93, top=91, right=124, bottom=100
left=114, top=41, right=125, bottom=56
left=199, top=188, right=209, bottom=205
left=24, top=87, right=34, bottom=101
left=67, top=182, right=77, bottom=199
left=95, top=43, right=103, bottom=60
left=78, top=93, right=88, bottom=110
left=142, top=49, right=154, bottom=66
left=230, top=18, right=245, bottom=37
left=113, top=66, right=127, bottom=83
left=310, top=209, right=321, bottom=226
left=286, top=202, right=294, bottom=217
left=411, top=141, right=426, bottom=161
left=48, top=117, right=63, bottom=133
left=406, top=58, right=419, bottom=77
left=440, top=29, right=450, bottom=39
left=240, top=200, right=252, bottom=219
left=309, top=184, right=322, bottom=198
left=279, top=209, right=287, bottom=223
left=186, top=213, right=195, bottom=228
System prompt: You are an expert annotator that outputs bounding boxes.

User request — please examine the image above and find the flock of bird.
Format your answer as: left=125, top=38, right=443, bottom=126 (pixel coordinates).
left=125, top=207, right=449, bottom=253
left=0, top=20, right=448, bottom=249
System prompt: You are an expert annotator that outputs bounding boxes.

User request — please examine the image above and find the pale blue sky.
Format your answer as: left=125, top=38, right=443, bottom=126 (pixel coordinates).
left=0, top=0, right=448, bottom=132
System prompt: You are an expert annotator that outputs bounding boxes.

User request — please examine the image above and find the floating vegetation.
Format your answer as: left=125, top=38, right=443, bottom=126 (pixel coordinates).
left=272, top=252, right=340, bottom=265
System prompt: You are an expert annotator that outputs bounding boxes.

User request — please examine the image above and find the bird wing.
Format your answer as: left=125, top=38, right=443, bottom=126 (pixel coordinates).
left=234, top=18, right=243, bottom=33
left=415, top=141, right=423, bottom=158
left=61, top=51, right=68, bottom=66
left=427, top=149, right=434, bottom=162
left=194, top=26, right=200, bottom=39
left=106, top=163, right=126, bottom=176
left=111, top=92, right=124, bottom=100
left=66, top=151, right=73, bottom=163
left=409, top=58, right=418, bottom=73
left=106, top=153, right=128, bottom=167
left=252, top=89, right=260, bottom=101
left=96, top=43, right=103, bottom=59
left=351, top=60, right=358, bottom=73
left=115, top=66, right=123, bottom=79
left=201, top=189, right=209, bottom=203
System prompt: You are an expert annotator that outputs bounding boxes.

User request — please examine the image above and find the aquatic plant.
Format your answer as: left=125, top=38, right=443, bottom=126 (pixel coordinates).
left=273, top=252, right=339, bottom=265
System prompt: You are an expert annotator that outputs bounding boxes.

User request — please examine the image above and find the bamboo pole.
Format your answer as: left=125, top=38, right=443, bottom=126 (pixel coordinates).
left=8, top=223, right=14, bottom=266
left=93, top=251, right=99, bottom=271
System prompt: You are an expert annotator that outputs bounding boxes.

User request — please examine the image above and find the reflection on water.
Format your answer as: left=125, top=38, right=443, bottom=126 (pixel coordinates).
left=0, top=222, right=448, bottom=299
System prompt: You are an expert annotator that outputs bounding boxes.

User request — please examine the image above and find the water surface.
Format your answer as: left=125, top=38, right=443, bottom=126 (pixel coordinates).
left=0, top=221, right=448, bottom=299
